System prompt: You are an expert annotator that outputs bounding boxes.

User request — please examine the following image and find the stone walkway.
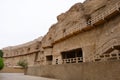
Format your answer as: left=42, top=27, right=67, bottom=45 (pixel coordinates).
left=0, top=73, right=59, bottom=80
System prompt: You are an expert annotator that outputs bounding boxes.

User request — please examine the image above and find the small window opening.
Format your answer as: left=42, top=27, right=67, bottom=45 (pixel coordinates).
left=49, top=37, right=52, bottom=40
left=46, top=55, right=53, bottom=61
left=34, top=52, right=39, bottom=62
left=27, top=48, right=30, bottom=51
left=46, top=55, right=53, bottom=65
left=63, top=29, right=66, bottom=33
left=56, top=59, right=58, bottom=64
left=35, top=45, right=39, bottom=49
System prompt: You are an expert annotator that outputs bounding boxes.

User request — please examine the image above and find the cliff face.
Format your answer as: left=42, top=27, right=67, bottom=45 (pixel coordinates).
left=83, top=0, right=120, bottom=17
left=2, top=0, right=120, bottom=66
left=83, top=0, right=107, bottom=15
left=5, top=0, right=118, bottom=50
left=56, top=0, right=120, bottom=24
left=57, top=3, right=85, bottom=22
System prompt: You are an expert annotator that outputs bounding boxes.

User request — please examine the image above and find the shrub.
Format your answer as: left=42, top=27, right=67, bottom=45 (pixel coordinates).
left=17, top=59, right=28, bottom=69
left=0, top=57, right=4, bottom=70
left=0, top=50, right=3, bottom=58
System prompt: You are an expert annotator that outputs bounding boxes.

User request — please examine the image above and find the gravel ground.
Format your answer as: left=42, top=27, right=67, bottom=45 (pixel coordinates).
left=0, top=73, right=59, bottom=80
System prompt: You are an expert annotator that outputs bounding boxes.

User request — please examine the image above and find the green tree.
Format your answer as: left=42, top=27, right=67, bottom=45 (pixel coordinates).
left=0, top=57, right=4, bottom=70
left=0, top=50, right=3, bottom=58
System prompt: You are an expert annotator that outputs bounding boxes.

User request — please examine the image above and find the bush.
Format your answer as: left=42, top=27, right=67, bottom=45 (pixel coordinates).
left=0, top=57, right=4, bottom=70
left=17, top=59, right=28, bottom=69
left=0, top=50, right=3, bottom=58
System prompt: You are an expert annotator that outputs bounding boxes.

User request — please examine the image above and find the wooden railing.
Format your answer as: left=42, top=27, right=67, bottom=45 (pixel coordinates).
left=53, top=57, right=83, bottom=64
left=94, top=51, right=120, bottom=62
left=87, top=36, right=120, bottom=62
left=88, top=37, right=120, bottom=62
left=62, top=57, right=83, bottom=64
left=87, top=49, right=120, bottom=62
left=90, top=1, right=120, bottom=25
left=54, top=1, right=120, bottom=43
left=96, top=37, right=120, bottom=55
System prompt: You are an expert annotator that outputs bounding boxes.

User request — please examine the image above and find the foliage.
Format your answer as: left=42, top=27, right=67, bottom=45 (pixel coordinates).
left=0, top=57, right=4, bottom=70
left=17, top=59, right=28, bottom=69
left=0, top=50, right=3, bottom=58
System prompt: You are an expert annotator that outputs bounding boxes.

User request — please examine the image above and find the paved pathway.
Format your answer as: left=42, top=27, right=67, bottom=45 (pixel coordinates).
left=0, top=73, right=59, bottom=80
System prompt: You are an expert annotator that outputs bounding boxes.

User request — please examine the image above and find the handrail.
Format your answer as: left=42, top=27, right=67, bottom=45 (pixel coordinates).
left=54, top=1, right=120, bottom=42
left=62, top=57, right=83, bottom=64
left=96, top=37, right=120, bottom=55
left=87, top=37, right=120, bottom=62
left=94, top=51, right=120, bottom=61
left=90, top=1, right=120, bottom=25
